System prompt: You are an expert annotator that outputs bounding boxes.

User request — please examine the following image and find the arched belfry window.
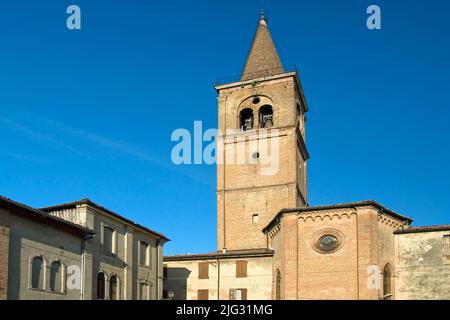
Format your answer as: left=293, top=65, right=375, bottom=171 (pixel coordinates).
left=31, top=256, right=44, bottom=289
left=275, top=269, right=281, bottom=300
left=259, top=105, right=273, bottom=128
left=97, top=272, right=106, bottom=300
left=383, top=264, right=392, bottom=299
left=240, top=108, right=254, bottom=131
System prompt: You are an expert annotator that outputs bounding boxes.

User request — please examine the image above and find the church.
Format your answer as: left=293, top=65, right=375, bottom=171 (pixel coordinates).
left=163, top=12, right=450, bottom=300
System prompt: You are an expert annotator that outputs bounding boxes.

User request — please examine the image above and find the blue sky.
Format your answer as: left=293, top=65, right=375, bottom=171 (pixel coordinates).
left=0, top=1, right=449, bottom=255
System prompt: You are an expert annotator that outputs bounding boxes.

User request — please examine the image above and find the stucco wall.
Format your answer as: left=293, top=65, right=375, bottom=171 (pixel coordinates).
left=76, top=205, right=164, bottom=300
left=395, top=231, right=450, bottom=300
left=6, top=212, right=83, bottom=300
left=164, top=256, right=272, bottom=300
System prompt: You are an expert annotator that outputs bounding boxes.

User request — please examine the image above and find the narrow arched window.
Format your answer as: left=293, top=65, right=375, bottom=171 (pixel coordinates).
left=31, top=256, right=44, bottom=289
left=240, top=108, right=254, bottom=131
left=110, top=275, right=118, bottom=300
left=383, top=264, right=392, bottom=299
left=50, top=261, right=62, bottom=292
left=259, top=105, right=273, bottom=128
left=275, top=270, right=281, bottom=300
left=97, top=273, right=106, bottom=299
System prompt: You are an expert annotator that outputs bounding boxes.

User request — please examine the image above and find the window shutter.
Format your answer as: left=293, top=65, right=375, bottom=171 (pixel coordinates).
left=241, top=289, right=248, bottom=300
left=198, top=289, right=209, bottom=300
left=444, top=235, right=450, bottom=256
left=198, top=262, right=209, bottom=279
left=236, top=260, right=247, bottom=278
left=229, top=289, right=235, bottom=300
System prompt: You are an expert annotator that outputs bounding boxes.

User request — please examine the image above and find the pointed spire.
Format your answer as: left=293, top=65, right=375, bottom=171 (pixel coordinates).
left=241, top=11, right=283, bottom=81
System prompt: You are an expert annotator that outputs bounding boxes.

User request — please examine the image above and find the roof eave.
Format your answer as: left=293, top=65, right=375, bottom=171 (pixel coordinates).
left=263, top=200, right=413, bottom=234
left=40, top=199, right=170, bottom=242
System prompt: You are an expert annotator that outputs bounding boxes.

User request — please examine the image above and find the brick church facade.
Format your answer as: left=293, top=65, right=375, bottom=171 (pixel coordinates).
left=163, top=12, right=450, bottom=300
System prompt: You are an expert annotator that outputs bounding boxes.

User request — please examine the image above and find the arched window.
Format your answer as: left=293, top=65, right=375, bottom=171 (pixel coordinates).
left=110, top=275, right=118, bottom=300
left=50, top=261, right=62, bottom=292
left=275, top=270, right=281, bottom=300
left=240, top=108, right=254, bottom=131
left=383, top=264, right=392, bottom=299
left=259, top=105, right=273, bottom=128
left=97, top=273, right=106, bottom=300
left=31, top=256, right=44, bottom=289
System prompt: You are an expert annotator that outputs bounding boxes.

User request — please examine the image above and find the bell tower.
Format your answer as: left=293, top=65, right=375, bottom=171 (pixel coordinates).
left=215, top=12, right=309, bottom=251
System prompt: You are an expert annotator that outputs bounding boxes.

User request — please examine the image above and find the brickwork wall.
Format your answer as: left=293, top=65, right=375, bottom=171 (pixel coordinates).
left=0, top=209, right=10, bottom=300
left=267, top=205, right=404, bottom=300
left=216, top=74, right=307, bottom=251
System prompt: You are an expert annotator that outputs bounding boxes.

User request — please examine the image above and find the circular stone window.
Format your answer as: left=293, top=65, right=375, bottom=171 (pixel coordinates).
left=252, top=97, right=260, bottom=104
left=312, top=229, right=343, bottom=254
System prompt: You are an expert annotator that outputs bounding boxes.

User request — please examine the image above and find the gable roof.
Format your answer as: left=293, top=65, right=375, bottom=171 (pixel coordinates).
left=0, top=195, right=94, bottom=237
left=40, top=198, right=169, bottom=242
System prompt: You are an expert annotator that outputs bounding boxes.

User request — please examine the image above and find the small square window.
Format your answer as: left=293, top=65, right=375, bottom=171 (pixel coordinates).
left=198, top=289, right=209, bottom=300
left=198, top=262, right=209, bottom=279
left=229, top=288, right=247, bottom=300
left=236, top=260, right=247, bottom=278
left=443, top=235, right=450, bottom=256
left=252, top=214, right=259, bottom=224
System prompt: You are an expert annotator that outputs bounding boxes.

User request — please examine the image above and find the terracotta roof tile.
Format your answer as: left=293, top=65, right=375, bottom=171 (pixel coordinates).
left=394, top=225, right=450, bottom=234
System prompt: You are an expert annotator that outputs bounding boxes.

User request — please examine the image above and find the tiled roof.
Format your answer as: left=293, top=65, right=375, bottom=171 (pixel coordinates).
left=0, top=195, right=94, bottom=236
left=263, top=200, right=413, bottom=234
left=394, top=225, right=450, bottom=234
left=40, top=198, right=169, bottom=242
left=164, top=248, right=274, bottom=261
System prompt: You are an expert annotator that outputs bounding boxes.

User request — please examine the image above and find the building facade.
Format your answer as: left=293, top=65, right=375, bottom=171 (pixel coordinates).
left=164, top=249, right=273, bottom=300
left=0, top=196, right=93, bottom=300
left=394, top=226, right=450, bottom=299
left=263, top=202, right=412, bottom=300
left=163, top=13, right=450, bottom=300
left=0, top=196, right=168, bottom=300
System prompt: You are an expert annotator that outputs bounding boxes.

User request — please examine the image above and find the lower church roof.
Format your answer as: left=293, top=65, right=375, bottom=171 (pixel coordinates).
left=164, top=248, right=274, bottom=261
left=263, top=200, right=414, bottom=234
left=394, top=224, right=450, bottom=234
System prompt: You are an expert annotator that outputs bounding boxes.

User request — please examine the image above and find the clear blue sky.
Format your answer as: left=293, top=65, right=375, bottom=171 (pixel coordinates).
left=0, top=1, right=449, bottom=255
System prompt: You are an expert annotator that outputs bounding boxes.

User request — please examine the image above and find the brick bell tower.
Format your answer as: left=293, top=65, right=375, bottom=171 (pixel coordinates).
left=215, top=12, right=310, bottom=251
